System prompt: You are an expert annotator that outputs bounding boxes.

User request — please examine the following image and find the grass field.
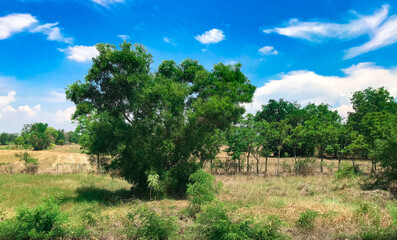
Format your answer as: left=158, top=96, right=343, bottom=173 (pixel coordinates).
left=0, top=173, right=395, bottom=239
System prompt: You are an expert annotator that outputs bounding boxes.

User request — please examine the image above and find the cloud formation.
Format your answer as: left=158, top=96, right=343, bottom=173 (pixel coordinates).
left=0, top=13, right=37, bottom=39
left=258, top=46, right=278, bottom=55
left=61, top=45, right=99, bottom=62
left=263, top=5, right=397, bottom=59
left=0, top=13, right=72, bottom=43
left=245, top=63, right=397, bottom=119
left=195, top=29, right=225, bottom=44
left=91, top=0, right=124, bottom=7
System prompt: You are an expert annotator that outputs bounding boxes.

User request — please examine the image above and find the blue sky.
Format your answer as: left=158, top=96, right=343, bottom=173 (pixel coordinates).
left=1, top=0, right=397, bottom=132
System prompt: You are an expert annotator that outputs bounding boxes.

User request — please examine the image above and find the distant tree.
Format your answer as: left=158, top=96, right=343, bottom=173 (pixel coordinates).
left=56, top=129, right=66, bottom=145
left=272, top=120, right=292, bottom=174
left=348, top=87, right=397, bottom=132
left=22, top=123, right=51, bottom=150
left=288, top=125, right=305, bottom=163
left=0, top=133, right=8, bottom=145
left=44, top=127, right=58, bottom=145
left=192, top=129, right=225, bottom=171
left=255, top=99, right=303, bottom=127
left=370, top=114, right=397, bottom=186
left=304, top=103, right=341, bottom=172
left=255, top=120, right=276, bottom=175
left=66, top=42, right=255, bottom=196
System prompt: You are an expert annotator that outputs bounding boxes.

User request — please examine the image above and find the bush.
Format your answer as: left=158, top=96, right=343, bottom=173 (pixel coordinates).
left=15, top=152, right=39, bottom=174
left=296, top=210, right=319, bottom=231
left=359, top=227, right=397, bottom=240
left=126, top=206, right=179, bottom=240
left=194, top=201, right=285, bottom=240
left=186, top=169, right=222, bottom=215
left=0, top=199, right=67, bottom=240
left=295, top=158, right=316, bottom=176
left=335, top=163, right=362, bottom=180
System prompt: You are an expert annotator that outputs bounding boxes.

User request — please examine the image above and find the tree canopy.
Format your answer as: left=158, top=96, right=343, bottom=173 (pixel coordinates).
left=66, top=42, right=255, bottom=196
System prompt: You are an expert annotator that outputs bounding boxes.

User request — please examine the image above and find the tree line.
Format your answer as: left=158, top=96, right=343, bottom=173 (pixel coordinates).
left=64, top=42, right=397, bottom=197
left=218, top=87, right=397, bottom=178
left=0, top=123, right=79, bottom=150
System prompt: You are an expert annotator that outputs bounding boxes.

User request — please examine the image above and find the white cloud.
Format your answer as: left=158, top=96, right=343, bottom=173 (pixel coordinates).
left=118, top=34, right=130, bottom=41
left=258, top=46, right=278, bottom=55
left=92, top=0, right=124, bottom=6
left=163, top=37, right=176, bottom=45
left=30, top=22, right=73, bottom=44
left=0, top=13, right=37, bottom=39
left=45, top=91, right=66, bottom=103
left=245, top=63, right=397, bottom=119
left=264, top=5, right=388, bottom=41
left=263, top=5, right=397, bottom=58
left=0, top=13, right=72, bottom=43
left=195, top=29, right=225, bottom=44
left=61, top=45, right=99, bottom=62
left=55, top=107, right=75, bottom=123
left=0, top=91, right=16, bottom=107
left=345, top=16, right=397, bottom=59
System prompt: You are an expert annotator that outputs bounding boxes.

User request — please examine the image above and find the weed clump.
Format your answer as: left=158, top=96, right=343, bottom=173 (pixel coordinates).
left=186, top=169, right=222, bottom=216
left=335, top=163, right=362, bottom=179
left=126, top=206, right=179, bottom=240
left=0, top=199, right=66, bottom=240
left=15, top=151, right=38, bottom=174
left=296, top=210, right=319, bottom=231
left=194, top=201, right=285, bottom=240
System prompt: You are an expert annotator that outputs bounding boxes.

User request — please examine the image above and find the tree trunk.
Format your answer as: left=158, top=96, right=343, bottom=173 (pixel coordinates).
left=238, top=157, right=241, bottom=173
left=247, top=151, right=250, bottom=173
left=338, top=155, right=341, bottom=170
left=265, top=157, right=268, bottom=175
left=210, top=158, right=213, bottom=174
left=320, top=154, right=324, bottom=173
left=97, top=153, right=100, bottom=173
left=293, top=148, right=297, bottom=163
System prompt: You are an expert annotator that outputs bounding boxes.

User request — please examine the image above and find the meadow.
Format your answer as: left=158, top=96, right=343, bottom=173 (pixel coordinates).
left=0, top=145, right=395, bottom=239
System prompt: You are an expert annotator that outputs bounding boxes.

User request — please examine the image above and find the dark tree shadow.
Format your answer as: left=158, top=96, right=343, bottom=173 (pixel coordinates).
left=63, top=186, right=133, bottom=206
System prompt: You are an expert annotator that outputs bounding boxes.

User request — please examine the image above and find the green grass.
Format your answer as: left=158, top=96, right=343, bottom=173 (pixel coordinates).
left=0, top=173, right=395, bottom=239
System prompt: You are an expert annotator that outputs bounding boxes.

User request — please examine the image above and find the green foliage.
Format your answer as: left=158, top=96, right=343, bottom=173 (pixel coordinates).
left=294, top=158, right=316, bottom=176
left=335, top=163, right=362, bottom=179
left=186, top=169, right=222, bottom=215
left=0, top=132, right=18, bottom=145
left=0, top=199, right=67, bottom=240
left=194, top=201, right=285, bottom=240
left=19, top=123, right=51, bottom=150
left=66, top=42, right=255, bottom=196
left=147, top=171, right=164, bottom=200
left=296, top=210, right=319, bottom=230
left=359, top=227, right=397, bottom=240
left=15, top=151, right=38, bottom=174
left=126, top=207, right=179, bottom=240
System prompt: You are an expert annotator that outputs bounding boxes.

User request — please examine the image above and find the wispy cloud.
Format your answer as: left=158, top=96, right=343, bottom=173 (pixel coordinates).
left=91, top=0, right=124, bottom=7
left=258, top=46, right=278, bottom=55
left=118, top=34, right=130, bottom=41
left=163, top=37, right=176, bottom=45
left=0, top=13, right=72, bottom=43
left=30, top=22, right=73, bottom=44
left=195, top=29, right=225, bottom=44
left=60, top=45, right=99, bottom=62
left=263, top=5, right=397, bottom=58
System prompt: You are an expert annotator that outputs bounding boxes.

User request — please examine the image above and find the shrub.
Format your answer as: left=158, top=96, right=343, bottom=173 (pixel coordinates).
left=295, top=158, right=316, bottom=176
left=15, top=152, right=39, bottom=174
left=146, top=170, right=165, bottom=200
left=126, top=206, right=179, bottom=240
left=194, top=201, right=285, bottom=240
left=0, top=199, right=67, bottom=240
left=359, top=227, right=397, bottom=240
left=335, top=163, right=362, bottom=179
left=186, top=169, right=222, bottom=215
left=296, top=210, right=319, bottom=230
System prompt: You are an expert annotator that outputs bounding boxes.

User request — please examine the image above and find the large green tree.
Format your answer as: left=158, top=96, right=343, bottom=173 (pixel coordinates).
left=66, top=42, right=255, bottom=196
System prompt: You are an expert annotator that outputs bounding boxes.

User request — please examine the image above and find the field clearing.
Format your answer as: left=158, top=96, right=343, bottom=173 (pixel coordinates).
left=0, top=173, right=395, bottom=239
left=0, top=144, right=373, bottom=176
